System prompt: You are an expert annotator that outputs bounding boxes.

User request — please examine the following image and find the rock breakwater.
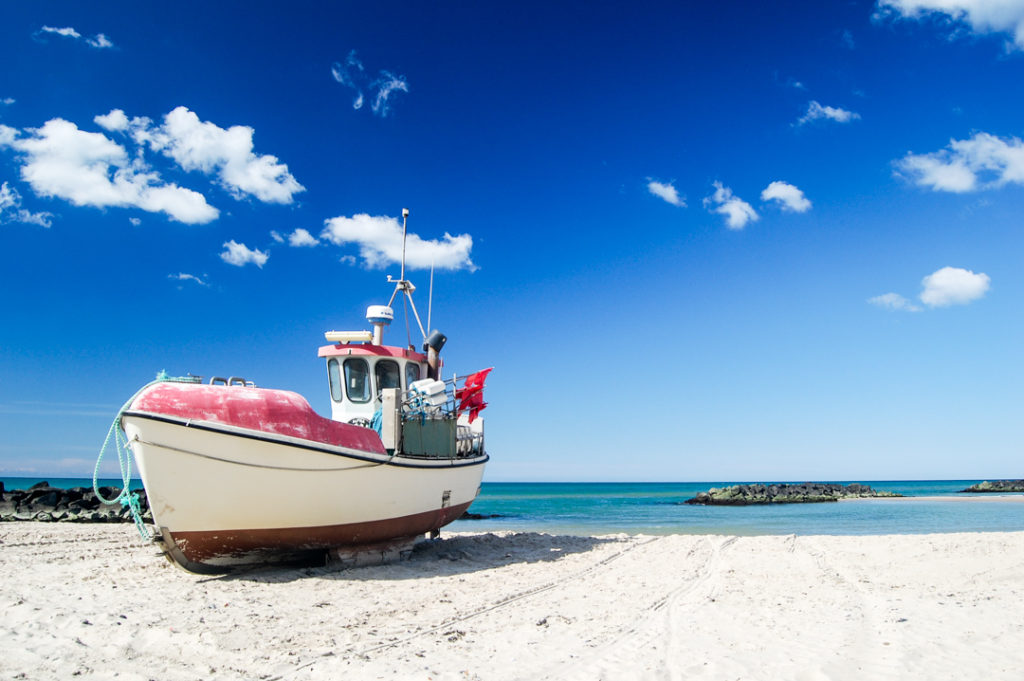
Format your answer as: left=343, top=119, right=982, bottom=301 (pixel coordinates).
left=959, top=480, right=1024, bottom=493
left=0, top=481, right=152, bottom=523
left=685, top=482, right=902, bottom=506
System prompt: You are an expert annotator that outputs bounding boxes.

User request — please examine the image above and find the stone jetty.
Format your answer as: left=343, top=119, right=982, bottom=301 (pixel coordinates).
left=959, top=480, right=1024, bottom=493
left=685, top=482, right=902, bottom=506
left=0, top=481, right=152, bottom=523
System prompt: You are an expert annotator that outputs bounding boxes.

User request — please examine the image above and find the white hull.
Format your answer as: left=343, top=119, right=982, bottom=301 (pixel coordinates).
left=123, top=413, right=486, bottom=571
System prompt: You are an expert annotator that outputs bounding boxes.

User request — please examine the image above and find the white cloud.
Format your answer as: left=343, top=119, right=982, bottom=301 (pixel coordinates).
left=321, top=213, right=475, bottom=270
left=868, top=292, right=922, bottom=311
left=288, top=227, right=318, bottom=247
left=761, top=181, right=812, bottom=212
left=87, top=33, right=114, bottom=49
left=797, top=101, right=861, bottom=125
left=703, top=182, right=759, bottom=229
left=647, top=180, right=686, bottom=207
left=0, top=124, right=16, bottom=146
left=0, top=118, right=219, bottom=224
left=332, top=50, right=409, bottom=117
left=896, top=132, right=1024, bottom=193
left=0, top=181, right=53, bottom=228
left=220, top=240, right=268, bottom=268
left=94, top=109, right=129, bottom=132
left=878, top=0, right=1024, bottom=50
left=339, top=254, right=357, bottom=265
left=169, top=272, right=208, bottom=287
left=869, top=266, right=990, bottom=311
left=270, top=230, right=284, bottom=243
left=2, top=98, right=13, bottom=106
left=40, top=26, right=81, bottom=39
left=140, top=106, right=304, bottom=203
left=920, top=266, right=990, bottom=306
left=37, top=26, right=114, bottom=49
left=371, top=72, right=409, bottom=117
left=129, top=217, right=141, bottom=226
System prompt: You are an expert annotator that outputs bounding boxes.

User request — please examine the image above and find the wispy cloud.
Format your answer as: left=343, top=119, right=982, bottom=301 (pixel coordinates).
left=36, top=26, right=115, bottom=49
left=220, top=240, right=269, bottom=268
left=703, top=182, right=758, bottom=229
left=321, top=213, right=475, bottom=270
left=877, top=0, right=1024, bottom=50
left=796, top=100, right=861, bottom=126
left=761, top=181, right=812, bottom=212
left=870, top=266, right=990, bottom=311
left=2, top=97, right=14, bottom=106
left=39, top=26, right=82, bottom=39
left=868, top=292, right=922, bottom=312
left=0, top=181, right=53, bottom=227
left=331, top=50, right=409, bottom=117
left=647, top=180, right=686, bottom=207
left=895, top=132, right=1024, bottom=193
left=168, top=272, right=209, bottom=287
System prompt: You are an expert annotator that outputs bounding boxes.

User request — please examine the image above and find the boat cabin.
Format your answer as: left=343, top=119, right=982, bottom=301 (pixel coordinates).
left=317, top=343, right=432, bottom=425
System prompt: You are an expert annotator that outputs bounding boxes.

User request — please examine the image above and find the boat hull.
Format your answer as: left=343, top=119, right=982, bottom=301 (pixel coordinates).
left=121, top=388, right=486, bottom=572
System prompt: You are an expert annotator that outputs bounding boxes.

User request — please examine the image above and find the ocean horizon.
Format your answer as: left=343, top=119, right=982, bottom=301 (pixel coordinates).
left=4, top=477, right=1022, bottom=537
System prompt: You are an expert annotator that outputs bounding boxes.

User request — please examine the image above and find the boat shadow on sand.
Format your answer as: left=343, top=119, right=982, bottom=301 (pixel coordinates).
left=196, top=532, right=620, bottom=584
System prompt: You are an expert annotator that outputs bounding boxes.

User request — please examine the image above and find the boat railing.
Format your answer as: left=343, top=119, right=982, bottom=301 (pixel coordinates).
left=397, top=377, right=484, bottom=458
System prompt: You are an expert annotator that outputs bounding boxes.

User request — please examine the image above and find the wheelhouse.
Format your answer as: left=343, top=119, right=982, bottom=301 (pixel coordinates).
left=318, top=344, right=431, bottom=425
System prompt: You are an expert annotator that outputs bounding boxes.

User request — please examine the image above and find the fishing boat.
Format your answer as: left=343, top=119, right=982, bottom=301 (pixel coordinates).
left=118, top=210, right=491, bottom=572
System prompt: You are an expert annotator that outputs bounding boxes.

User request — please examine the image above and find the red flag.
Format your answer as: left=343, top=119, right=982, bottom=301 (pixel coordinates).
left=468, top=401, right=487, bottom=424
left=456, top=368, right=492, bottom=412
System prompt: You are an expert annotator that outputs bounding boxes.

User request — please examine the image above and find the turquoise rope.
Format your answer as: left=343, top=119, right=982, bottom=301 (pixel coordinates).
left=93, top=370, right=195, bottom=540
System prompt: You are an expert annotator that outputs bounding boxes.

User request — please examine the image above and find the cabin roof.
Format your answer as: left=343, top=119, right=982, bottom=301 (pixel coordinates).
left=317, top=343, right=428, bottom=361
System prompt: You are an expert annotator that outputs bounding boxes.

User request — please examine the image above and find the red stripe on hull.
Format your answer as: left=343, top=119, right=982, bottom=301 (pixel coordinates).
left=162, top=500, right=473, bottom=572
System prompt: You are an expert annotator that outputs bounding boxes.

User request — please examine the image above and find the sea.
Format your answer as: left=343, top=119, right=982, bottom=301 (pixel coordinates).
left=3, top=478, right=1022, bottom=537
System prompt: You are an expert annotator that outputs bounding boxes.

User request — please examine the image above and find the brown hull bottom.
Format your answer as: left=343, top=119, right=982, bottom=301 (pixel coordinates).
left=157, top=500, right=473, bottom=573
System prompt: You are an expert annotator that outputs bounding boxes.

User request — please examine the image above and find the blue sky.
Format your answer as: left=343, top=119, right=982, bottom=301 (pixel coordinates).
left=1, top=1, right=1022, bottom=481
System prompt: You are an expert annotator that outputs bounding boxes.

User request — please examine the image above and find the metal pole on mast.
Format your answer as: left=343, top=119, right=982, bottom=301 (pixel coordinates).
left=400, top=208, right=408, bottom=283
left=427, top=260, right=434, bottom=333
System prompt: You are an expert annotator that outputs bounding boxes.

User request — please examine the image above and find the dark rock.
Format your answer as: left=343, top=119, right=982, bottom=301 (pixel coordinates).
left=684, top=482, right=903, bottom=505
left=28, top=481, right=50, bottom=490
left=0, top=485, right=151, bottom=524
left=959, top=480, right=1024, bottom=494
left=459, top=512, right=505, bottom=520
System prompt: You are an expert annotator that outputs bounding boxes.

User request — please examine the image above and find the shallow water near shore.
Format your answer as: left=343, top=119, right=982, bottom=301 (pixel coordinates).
left=6, top=477, right=1022, bottom=537
left=449, top=480, right=1024, bottom=536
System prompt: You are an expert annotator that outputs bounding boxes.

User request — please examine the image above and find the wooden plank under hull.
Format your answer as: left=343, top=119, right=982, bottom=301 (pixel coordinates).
left=158, top=500, right=473, bottom=573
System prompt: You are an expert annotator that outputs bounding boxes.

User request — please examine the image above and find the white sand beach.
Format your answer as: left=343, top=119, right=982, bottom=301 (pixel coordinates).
left=2, top=524, right=1022, bottom=681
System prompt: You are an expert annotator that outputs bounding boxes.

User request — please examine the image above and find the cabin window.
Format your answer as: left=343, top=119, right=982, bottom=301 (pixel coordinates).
left=375, top=359, right=401, bottom=398
left=327, top=358, right=343, bottom=402
left=343, top=358, right=371, bottom=403
left=405, top=362, right=421, bottom=388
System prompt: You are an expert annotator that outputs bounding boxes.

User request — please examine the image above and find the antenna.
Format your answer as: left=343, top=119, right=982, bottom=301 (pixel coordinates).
left=385, top=207, right=427, bottom=341
left=427, top=260, right=434, bottom=333
left=400, top=208, right=409, bottom=283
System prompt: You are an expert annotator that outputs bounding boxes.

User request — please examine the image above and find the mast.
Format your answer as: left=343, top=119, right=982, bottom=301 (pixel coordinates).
left=386, top=208, right=427, bottom=342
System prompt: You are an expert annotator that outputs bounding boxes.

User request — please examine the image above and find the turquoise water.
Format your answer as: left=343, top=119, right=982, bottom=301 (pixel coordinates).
left=4, top=478, right=1022, bottom=536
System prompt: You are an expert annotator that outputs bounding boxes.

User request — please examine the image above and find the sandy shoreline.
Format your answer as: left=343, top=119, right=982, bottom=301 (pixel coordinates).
left=2, top=525, right=1022, bottom=680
